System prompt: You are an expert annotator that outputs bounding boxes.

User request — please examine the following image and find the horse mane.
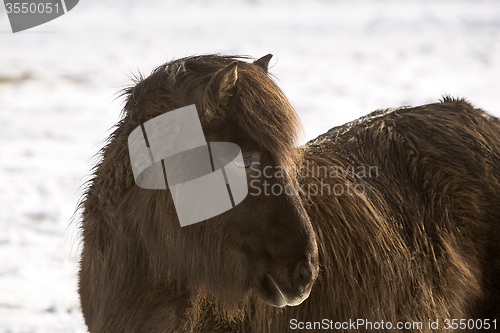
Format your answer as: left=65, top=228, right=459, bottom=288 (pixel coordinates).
left=122, top=54, right=303, bottom=163
left=84, top=54, right=303, bottom=206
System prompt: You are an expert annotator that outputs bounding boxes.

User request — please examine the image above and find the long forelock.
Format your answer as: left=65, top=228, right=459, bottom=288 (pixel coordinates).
left=122, top=55, right=303, bottom=173
left=168, top=56, right=303, bottom=171
left=230, top=67, right=303, bottom=171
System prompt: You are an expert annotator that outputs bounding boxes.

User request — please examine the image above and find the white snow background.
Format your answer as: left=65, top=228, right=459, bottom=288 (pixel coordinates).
left=1, top=0, right=500, bottom=331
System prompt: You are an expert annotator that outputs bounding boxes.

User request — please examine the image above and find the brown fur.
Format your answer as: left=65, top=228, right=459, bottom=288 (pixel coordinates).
left=78, top=54, right=500, bottom=332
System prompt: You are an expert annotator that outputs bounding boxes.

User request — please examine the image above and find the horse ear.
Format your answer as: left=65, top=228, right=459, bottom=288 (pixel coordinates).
left=253, top=54, right=273, bottom=73
left=203, top=61, right=238, bottom=122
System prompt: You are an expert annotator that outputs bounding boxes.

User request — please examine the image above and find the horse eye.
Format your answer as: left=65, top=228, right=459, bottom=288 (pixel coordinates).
left=235, top=157, right=253, bottom=168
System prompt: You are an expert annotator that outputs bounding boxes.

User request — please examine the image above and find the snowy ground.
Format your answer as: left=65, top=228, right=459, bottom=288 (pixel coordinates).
left=1, top=0, right=500, bottom=331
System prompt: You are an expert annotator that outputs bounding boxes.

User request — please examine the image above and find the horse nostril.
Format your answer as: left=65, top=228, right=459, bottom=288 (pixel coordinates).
left=292, top=262, right=313, bottom=291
